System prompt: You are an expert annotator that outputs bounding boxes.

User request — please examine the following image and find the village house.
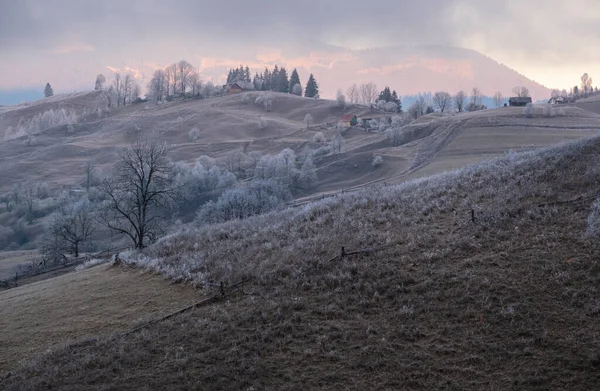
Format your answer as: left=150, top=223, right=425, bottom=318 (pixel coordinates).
left=226, top=83, right=244, bottom=94
left=340, top=114, right=358, bottom=127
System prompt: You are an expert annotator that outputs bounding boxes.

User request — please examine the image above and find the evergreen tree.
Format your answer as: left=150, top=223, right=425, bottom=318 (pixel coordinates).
left=244, top=66, right=251, bottom=83
left=272, top=66, right=280, bottom=92
left=289, top=68, right=301, bottom=93
left=44, top=82, right=54, bottom=97
left=278, top=67, right=289, bottom=93
left=391, top=90, right=399, bottom=104
left=378, top=86, right=392, bottom=102
left=304, top=74, right=319, bottom=98
left=263, top=67, right=272, bottom=91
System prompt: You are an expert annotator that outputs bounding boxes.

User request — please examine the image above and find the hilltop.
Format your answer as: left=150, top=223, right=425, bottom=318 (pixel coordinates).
left=2, top=132, right=600, bottom=389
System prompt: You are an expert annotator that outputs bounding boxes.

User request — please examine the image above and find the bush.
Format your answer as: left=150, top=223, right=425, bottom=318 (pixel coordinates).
left=255, top=92, right=273, bottom=112
left=196, top=179, right=292, bottom=225
left=313, top=132, right=325, bottom=143
left=372, top=155, right=383, bottom=168
left=188, top=127, right=200, bottom=141
left=587, top=198, right=600, bottom=238
left=258, top=117, right=268, bottom=130
left=524, top=103, right=534, bottom=118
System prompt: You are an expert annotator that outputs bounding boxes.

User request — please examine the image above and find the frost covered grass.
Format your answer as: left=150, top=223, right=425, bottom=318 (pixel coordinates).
left=122, top=136, right=600, bottom=290
left=74, top=258, right=109, bottom=271
left=7, top=135, right=600, bottom=390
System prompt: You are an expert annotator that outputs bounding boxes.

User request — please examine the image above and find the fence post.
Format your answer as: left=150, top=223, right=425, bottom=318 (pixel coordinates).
left=340, top=247, right=346, bottom=260
left=471, top=208, right=476, bottom=224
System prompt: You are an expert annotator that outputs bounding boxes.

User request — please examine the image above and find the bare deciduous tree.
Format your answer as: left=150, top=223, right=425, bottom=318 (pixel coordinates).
left=512, top=85, right=530, bottom=98
left=94, top=74, right=106, bottom=91
left=409, top=95, right=427, bottom=119
left=433, top=91, right=452, bottom=112
left=346, top=84, right=359, bottom=104
left=335, top=89, right=346, bottom=108
left=454, top=90, right=467, bottom=112
left=359, top=83, right=378, bottom=105
left=493, top=91, right=504, bottom=107
left=100, top=141, right=176, bottom=249
left=178, top=60, right=195, bottom=95
left=48, top=200, right=96, bottom=258
left=581, top=73, right=593, bottom=97
left=147, top=69, right=167, bottom=103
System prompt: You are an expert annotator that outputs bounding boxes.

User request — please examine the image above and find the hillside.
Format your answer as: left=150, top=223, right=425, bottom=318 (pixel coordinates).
left=2, top=135, right=600, bottom=390
left=1, top=90, right=597, bottom=197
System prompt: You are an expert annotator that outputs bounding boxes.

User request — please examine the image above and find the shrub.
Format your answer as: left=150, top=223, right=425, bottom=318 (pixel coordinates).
left=313, top=132, right=325, bottom=143
left=372, top=155, right=383, bottom=168
left=258, top=117, right=268, bottom=130
left=188, top=127, right=200, bottom=141
left=587, top=198, right=600, bottom=238
left=304, top=113, right=313, bottom=128
left=524, top=103, right=534, bottom=118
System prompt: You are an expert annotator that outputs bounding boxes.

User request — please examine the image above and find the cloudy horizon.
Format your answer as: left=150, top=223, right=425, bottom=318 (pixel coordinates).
left=1, top=0, right=598, bottom=104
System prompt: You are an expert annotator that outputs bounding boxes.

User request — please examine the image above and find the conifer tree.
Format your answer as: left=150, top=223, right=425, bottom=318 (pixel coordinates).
left=289, top=68, right=301, bottom=93
left=378, top=86, right=392, bottom=102
left=278, top=67, right=289, bottom=93
left=44, top=82, right=54, bottom=97
left=304, top=74, right=319, bottom=98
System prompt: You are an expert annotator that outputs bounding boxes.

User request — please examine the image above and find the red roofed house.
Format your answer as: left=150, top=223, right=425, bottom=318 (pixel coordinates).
left=341, top=114, right=358, bottom=127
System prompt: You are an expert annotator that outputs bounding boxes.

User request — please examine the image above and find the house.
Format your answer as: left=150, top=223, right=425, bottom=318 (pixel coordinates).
left=227, top=83, right=243, bottom=94
left=508, top=97, right=532, bottom=107
left=340, top=114, right=358, bottom=127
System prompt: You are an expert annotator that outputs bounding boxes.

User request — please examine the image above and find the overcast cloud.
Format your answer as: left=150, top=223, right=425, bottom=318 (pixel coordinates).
left=0, top=0, right=599, bottom=95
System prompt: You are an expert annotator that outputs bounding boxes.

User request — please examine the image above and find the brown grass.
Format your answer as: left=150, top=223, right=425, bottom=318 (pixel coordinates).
left=3, top=136, right=600, bottom=390
left=0, top=264, right=203, bottom=373
left=0, top=251, right=36, bottom=280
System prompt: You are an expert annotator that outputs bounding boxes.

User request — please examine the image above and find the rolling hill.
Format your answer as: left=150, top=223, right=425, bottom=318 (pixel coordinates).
left=2, top=131, right=600, bottom=390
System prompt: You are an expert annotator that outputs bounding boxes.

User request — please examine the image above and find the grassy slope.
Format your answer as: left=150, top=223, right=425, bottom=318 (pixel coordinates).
left=0, top=264, right=204, bottom=372
left=3, top=136, right=600, bottom=390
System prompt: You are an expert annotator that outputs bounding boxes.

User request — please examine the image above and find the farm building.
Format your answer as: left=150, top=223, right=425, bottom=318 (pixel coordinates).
left=509, top=97, right=532, bottom=106
left=340, top=114, right=358, bottom=127
left=227, top=83, right=243, bottom=94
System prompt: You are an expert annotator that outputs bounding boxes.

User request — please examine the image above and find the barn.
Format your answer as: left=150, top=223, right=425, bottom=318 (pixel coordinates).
left=509, top=97, right=532, bottom=106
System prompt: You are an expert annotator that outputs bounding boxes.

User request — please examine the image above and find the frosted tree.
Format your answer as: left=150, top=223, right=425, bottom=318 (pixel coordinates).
left=359, top=83, right=378, bottom=105
left=188, top=71, right=201, bottom=96
left=493, top=91, right=504, bottom=107
left=454, top=90, right=467, bottom=112
left=433, top=91, right=452, bottom=112
left=188, top=127, right=200, bottom=141
left=524, top=103, right=534, bottom=118
left=581, top=73, right=593, bottom=97
left=347, top=84, right=359, bottom=104
left=94, top=74, right=106, bottom=90
left=147, top=69, right=168, bottom=103
left=305, top=74, right=319, bottom=98
left=313, top=132, right=325, bottom=143
left=112, top=72, right=122, bottom=106
left=512, top=85, right=530, bottom=98
left=331, top=132, right=345, bottom=153
left=178, top=60, right=195, bottom=95
left=44, top=83, right=54, bottom=97
left=335, top=89, right=346, bottom=108
left=299, top=155, right=317, bottom=189
left=304, top=113, right=313, bottom=128
left=290, top=83, right=301, bottom=96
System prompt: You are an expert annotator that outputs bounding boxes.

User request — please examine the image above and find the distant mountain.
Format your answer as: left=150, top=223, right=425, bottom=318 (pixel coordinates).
left=306, top=45, right=551, bottom=101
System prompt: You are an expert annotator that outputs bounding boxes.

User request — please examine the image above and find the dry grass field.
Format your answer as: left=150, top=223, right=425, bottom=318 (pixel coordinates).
left=0, top=251, right=36, bottom=279
left=0, top=264, right=203, bottom=373
left=3, top=133, right=600, bottom=390
left=2, top=93, right=600, bottom=389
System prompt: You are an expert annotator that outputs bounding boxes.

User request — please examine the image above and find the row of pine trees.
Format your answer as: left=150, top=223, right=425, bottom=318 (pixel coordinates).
left=227, top=65, right=319, bottom=98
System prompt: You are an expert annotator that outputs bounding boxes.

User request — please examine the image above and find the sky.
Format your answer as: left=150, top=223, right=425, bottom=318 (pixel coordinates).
left=0, top=0, right=599, bottom=104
